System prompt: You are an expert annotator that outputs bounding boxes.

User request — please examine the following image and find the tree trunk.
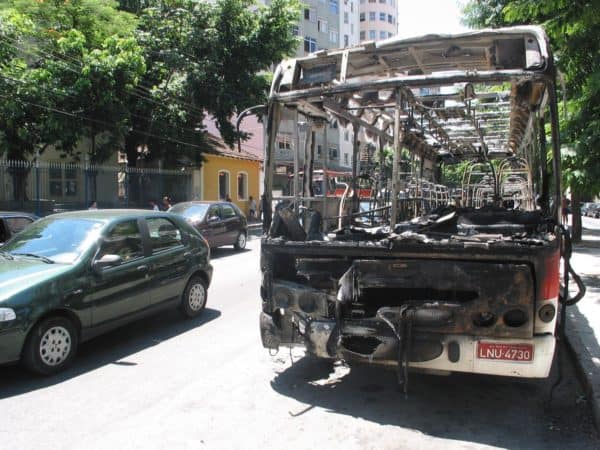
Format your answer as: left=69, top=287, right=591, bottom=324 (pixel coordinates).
left=571, top=190, right=582, bottom=242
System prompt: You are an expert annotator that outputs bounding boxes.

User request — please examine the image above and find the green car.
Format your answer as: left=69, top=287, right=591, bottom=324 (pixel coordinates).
left=0, top=210, right=212, bottom=375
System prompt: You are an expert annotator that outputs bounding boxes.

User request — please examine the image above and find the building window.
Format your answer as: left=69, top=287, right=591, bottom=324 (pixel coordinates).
left=360, top=31, right=365, bottom=40
left=277, top=135, right=292, bottom=151
left=379, top=0, right=385, bottom=3
left=304, top=8, right=316, bottom=22
left=304, top=37, right=317, bottom=53
left=329, top=0, right=338, bottom=14
left=218, top=171, right=230, bottom=200
left=360, top=0, right=365, bottom=3
left=388, top=32, right=393, bottom=38
left=369, top=11, right=375, bottom=21
left=344, top=130, right=349, bottom=141
left=237, top=172, right=248, bottom=200
left=369, top=30, right=376, bottom=40
left=329, top=146, right=339, bottom=159
left=49, top=168, right=62, bottom=196
left=380, top=30, right=387, bottom=39
left=329, top=120, right=338, bottom=129
left=49, top=166, right=77, bottom=197
left=344, top=34, right=349, bottom=47
left=360, top=12, right=365, bottom=21
left=318, top=18, right=328, bottom=33
left=292, top=25, right=299, bottom=36
left=330, top=29, right=338, bottom=44
left=369, top=0, right=376, bottom=3
left=379, top=12, right=386, bottom=21
left=344, top=153, right=349, bottom=165
left=388, top=14, right=393, bottom=24
left=344, top=12, right=349, bottom=24
left=351, top=23, right=354, bottom=34
left=351, top=1, right=354, bottom=12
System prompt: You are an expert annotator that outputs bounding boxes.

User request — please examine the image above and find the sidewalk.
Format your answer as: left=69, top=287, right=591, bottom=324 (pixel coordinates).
left=564, top=222, right=600, bottom=430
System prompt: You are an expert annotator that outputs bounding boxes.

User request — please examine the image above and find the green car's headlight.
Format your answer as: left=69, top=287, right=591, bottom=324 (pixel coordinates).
left=0, top=308, right=16, bottom=322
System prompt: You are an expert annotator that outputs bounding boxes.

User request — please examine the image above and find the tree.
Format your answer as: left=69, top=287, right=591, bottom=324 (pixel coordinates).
left=186, top=0, right=300, bottom=145
left=0, top=2, right=144, bottom=201
left=461, top=0, right=600, bottom=241
left=121, top=0, right=301, bottom=168
left=0, top=0, right=302, bottom=204
left=122, top=0, right=207, bottom=170
left=0, top=0, right=137, bottom=47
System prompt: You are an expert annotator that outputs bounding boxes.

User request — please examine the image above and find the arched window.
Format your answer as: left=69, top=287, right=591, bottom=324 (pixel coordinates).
left=218, top=170, right=230, bottom=200
left=237, top=172, right=248, bottom=200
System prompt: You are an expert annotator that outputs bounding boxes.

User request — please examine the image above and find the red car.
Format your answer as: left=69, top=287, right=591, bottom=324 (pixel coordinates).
left=169, top=201, right=248, bottom=250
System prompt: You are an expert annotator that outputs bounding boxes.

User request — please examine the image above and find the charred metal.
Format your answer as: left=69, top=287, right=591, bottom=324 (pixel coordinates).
left=257, top=26, right=572, bottom=381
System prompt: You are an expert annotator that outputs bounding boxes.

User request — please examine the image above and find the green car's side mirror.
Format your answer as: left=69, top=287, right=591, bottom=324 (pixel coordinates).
left=92, top=254, right=122, bottom=273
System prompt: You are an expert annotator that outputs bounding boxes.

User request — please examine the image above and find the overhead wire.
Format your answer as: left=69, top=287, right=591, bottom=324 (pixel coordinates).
left=0, top=30, right=265, bottom=111
left=0, top=90, right=206, bottom=151
left=0, top=72, right=208, bottom=140
left=0, top=32, right=261, bottom=153
left=0, top=33, right=208, bottom=117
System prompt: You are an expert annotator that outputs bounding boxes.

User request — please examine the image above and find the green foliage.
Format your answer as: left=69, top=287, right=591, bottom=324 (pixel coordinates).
left=0, top=0, right=302, bottom=173
left=0, top=0, right=137, bottom=47
left=0, top=6, right=145, bottom=164
left=461, top=0, right=509, bottom=28
left=442, top=159, right=472, bottom=187
left=123, top=0, right=301, bottom=165
left=186, top=0, right=301, bottom=144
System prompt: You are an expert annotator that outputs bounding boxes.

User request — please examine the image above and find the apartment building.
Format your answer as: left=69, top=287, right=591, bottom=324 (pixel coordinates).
left=272, top=0, right=360, bottom=179
left=359, top=0, right=397, bottom=42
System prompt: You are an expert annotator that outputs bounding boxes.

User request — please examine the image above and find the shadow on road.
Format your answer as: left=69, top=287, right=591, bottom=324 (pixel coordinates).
left=0, top=307, right=220, bottom=399
left=270, top=343, right=597, bottom=448
left=209, top=247, right=252, bottom=259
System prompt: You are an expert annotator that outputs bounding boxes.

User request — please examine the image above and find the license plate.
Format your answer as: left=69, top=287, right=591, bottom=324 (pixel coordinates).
left=477, top=342, right=534, bottom=362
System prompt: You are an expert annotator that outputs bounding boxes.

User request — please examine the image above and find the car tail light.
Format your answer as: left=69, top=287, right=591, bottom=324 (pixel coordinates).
left=540, top=250, right=560, bottom=300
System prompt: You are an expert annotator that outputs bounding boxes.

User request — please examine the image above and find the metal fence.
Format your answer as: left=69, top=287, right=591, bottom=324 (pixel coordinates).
left=0, top=160, right=192, bottom=216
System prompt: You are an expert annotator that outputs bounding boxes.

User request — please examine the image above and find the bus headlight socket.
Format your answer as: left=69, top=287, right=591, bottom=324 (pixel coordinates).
left=273, top=287, right=292, bottom=309
left=538, top=303, right=556, bottom=323
left=298, top=292, right=317, bottom=313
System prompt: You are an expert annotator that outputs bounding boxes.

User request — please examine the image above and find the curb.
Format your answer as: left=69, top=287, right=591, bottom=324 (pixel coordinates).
left=564, top=309, right=600, bottom=431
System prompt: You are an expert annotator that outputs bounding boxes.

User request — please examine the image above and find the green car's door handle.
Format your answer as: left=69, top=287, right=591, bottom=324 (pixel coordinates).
left=137, top=265, right=148, bottom=272
left=67, top=288, right=83, bottom=296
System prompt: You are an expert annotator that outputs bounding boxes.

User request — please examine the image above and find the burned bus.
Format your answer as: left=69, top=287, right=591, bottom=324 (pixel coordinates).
left=257, top=26, right=584, bottom=383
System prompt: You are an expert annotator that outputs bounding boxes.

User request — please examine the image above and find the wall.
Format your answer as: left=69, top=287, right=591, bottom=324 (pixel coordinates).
left=201, top=154, right=260, bottom=216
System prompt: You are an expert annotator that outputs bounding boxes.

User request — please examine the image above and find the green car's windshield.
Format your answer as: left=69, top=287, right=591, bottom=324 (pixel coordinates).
left=2, top=217, right=104, bottom=264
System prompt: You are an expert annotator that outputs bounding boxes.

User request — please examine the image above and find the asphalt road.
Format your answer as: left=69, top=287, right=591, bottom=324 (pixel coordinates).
left=0, top=233, right=598, bottom=449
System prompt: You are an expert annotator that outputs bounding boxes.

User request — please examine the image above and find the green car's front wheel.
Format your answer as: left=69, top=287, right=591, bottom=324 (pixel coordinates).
left=22, top=316, right=78, bottom=375
left=180, top=277, right=207, bottom=318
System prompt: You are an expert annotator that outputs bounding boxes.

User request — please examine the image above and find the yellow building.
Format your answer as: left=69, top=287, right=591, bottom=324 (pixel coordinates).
left=197, top=133, right=261, bottom=217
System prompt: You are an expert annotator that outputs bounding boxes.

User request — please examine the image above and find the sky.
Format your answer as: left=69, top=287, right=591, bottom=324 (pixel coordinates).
left=396, top=0, right=470, bottom=39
